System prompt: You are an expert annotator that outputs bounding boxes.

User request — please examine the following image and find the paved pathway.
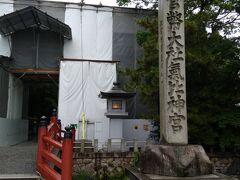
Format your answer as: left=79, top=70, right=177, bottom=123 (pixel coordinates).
left=0, top=141, right=37, bottom=174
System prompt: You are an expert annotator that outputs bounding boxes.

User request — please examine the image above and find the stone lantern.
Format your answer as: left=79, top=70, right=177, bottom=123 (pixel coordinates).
left=99, top=82, right=135, bottom=118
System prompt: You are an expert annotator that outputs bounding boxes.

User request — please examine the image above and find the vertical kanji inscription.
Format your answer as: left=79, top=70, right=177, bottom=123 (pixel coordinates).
left=159, top=0, right=188, bottom=144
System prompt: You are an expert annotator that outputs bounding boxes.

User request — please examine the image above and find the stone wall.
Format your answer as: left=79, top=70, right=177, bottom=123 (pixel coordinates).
left=73, top=151, right=240, bottom=177
left=0, top=118, right=28, bottom=146
left=209, top=154, right=240, bottom=176
left=73, top=151, right=135, bottom=178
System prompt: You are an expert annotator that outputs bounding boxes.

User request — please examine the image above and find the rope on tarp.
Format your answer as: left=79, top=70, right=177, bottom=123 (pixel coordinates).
left=47, top=74, right=58, bottom=87
left=0, top=61, right=10, bottom=72
left=11, top=72, right=26, bottom=87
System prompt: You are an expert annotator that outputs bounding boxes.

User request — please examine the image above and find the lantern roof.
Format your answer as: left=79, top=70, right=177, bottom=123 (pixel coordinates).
left=99, top=82, right=136, bottom=99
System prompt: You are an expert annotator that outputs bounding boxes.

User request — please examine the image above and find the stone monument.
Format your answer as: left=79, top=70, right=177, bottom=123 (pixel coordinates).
left=139, top=0, right=214, bottom=177
left=159, top=0, right=187, bottom=145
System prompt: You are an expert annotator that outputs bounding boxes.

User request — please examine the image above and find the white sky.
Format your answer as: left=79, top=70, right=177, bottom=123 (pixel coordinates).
left=49, top=0, right=118, bottom=6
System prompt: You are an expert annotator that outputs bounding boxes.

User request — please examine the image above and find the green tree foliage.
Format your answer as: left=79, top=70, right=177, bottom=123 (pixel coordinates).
left=119, top=0, right=240, bottom=151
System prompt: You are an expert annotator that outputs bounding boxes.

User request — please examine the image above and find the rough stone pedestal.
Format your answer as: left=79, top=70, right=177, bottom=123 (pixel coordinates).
left=126, top=167, right=235, bottom=180
left=140, top=145, right=213, bottom=177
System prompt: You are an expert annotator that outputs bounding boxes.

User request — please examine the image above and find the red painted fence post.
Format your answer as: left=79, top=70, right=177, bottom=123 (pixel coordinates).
left=71, top=124, right=76, bottom=143
left=37, top=116, right=47, bottom=170
left=51, top=109, right=58, bottom=124
left=62, top=126, right=73, bottom=180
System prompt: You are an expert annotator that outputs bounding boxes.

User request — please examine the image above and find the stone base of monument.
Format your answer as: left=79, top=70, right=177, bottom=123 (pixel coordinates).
left=125, top=167, right=235, bottom=180
left=139, top=145, right=213, bottom=177
left=125, top=144, right=235, bottom=180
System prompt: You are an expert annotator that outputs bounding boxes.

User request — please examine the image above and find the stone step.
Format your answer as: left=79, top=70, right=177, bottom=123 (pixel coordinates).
left=74, top=139, right=92, bottom=142
left=73, top=146, right=94, bottom=153
left=0, top=174, right=40, bottom=180
left=74, top=140, right=93, bottom=147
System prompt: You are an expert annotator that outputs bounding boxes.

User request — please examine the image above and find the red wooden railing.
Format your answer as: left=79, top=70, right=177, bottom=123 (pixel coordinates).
left=36, top=113, right=75, bottom=180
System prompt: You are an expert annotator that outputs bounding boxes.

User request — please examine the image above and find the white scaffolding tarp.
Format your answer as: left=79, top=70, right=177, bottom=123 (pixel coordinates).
left=58, top=61, right=116, bottom=142
left=63, top=5, right=82, bottom=59
left=0, top=2, right=13, bottom=57
left=64, top=5, right=112, bottom=60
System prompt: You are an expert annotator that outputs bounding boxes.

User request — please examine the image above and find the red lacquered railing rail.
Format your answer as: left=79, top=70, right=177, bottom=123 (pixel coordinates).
left=36, top=115, right=75, bottom=180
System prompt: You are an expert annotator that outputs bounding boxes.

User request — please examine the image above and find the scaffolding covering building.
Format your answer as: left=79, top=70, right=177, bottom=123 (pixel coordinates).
left=0, top=0, right=155, bottom=146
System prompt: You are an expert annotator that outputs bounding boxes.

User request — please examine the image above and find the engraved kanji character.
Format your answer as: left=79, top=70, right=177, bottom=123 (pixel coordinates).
left=167, top=11, right=183, bottom=30
left=168, top=95, right=185, bottom=113
left=170, top=0, right=180, bottom=10
left=168, top=80, right=184, bottom=97
left=173, top=47, right=184, bottom=61
left=169, top=113, right=185, bottom=133
left=166, top=46, right=184, bottom=63
left=168, top=62, right=184, bottom=81
left=168, top=31, right=183, bottom=48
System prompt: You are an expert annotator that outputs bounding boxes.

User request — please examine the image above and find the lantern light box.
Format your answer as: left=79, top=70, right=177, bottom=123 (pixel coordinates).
left=99, top=82, right=136, bottom=118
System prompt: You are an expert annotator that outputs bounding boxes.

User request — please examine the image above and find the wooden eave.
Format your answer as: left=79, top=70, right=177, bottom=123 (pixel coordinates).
left=10, top=68, right=59, bottom=75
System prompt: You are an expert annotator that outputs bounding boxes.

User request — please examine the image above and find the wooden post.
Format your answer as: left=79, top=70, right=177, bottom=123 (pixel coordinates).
left=71, top=124, right=76, bottom=143
left=121, top=139, right=125, bottom=152
left=94, top=139, right=98, bottom=153
left=57, top=119, right=62, bottom=141
left=107, top=139, right=111, bottom=152
left=81, top=139, right=85, bottom=153
left=134, top=140, right=138, bottom=152
left=50, top=109, right=57, bottom=124
left=36, top=116, right=47, bottom=170
left=62, top=127, right=73, bottom=180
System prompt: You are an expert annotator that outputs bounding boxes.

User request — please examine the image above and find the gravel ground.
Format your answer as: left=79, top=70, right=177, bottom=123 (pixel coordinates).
left=0, top=141, right=37, bottom=174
